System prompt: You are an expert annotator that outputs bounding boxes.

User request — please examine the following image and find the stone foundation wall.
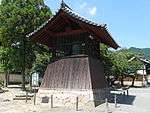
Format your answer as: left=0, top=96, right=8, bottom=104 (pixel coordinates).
left=36, top=88, right=110, bottom=107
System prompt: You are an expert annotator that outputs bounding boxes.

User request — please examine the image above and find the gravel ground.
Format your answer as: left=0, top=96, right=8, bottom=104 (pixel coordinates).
left=0, top=85, right=150, bottom=113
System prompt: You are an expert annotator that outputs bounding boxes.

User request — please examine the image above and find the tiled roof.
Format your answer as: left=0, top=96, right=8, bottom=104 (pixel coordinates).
left=139, top=58, right=150, bottom=65
left=61, top=7, right=101, bottom=27
left=26, top=5, right=105, bottom=38
left=128, top=57, right=150, bottom=65
left=26, top=16, right=54, bottom=38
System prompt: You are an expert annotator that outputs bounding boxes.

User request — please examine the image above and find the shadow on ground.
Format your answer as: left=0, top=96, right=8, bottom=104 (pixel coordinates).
left=130, top=86, right=143, bottom=88
left=109, top=94, right=136, bottom=105
left=93, top=92, right=136, bottom=107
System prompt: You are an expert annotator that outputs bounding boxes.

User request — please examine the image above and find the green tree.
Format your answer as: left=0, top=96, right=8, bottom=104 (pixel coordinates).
left=100, top=44, right=114, bottom=81
left=112, top=49, right=143, bottom=86
left=31, top=45, right=52, bottom=77
left=100, top=45, right=143, bottom=86
left=0, top=47, right=14, bottom=87
left=112, top=49, right=130, bottom=86
left=0, top=0, right=52, bottom=90
left=128, top=57, right=143, bottom=86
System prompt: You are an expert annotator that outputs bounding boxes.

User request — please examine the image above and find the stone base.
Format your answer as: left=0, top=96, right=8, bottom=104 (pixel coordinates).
left=36, top=88, right=110, bottom=108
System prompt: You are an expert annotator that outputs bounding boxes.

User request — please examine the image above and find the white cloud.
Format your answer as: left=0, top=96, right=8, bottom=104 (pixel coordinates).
left=79, top=2, right=97, bottom=17
left=88, top=6, right=97, bottom=16
left=80, top=2, right=87, bottom=9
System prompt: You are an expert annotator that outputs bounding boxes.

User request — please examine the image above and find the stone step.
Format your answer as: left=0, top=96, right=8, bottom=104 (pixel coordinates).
left=13, top=97, right=31, bottom=100
left=15, top=95, right=34, bottom=97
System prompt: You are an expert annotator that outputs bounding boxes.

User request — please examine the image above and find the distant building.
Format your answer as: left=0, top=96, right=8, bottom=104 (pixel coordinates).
left=129, top=57, right=150, bottom=75
left=138, top=58, right=150, bottom=74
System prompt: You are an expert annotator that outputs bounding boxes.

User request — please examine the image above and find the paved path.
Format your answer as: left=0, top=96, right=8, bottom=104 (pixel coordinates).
left=127, top=88, right=150, bottom=113
left=0, top=86, right=150, bottom=113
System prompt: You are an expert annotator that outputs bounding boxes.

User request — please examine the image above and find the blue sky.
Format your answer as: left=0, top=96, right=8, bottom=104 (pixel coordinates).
left=44, top=0, right=150, bottom=48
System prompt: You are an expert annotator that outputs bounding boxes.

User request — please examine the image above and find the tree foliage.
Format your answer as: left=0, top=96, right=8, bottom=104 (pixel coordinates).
left=100, top=44, right=114, bottom=77
left=0, top=0, right=52, bottom=69
left=0, top=47, right=13, bottom=72
left=31, top=45, right=52, bottom=77
left=0, top=0, right=52, bottom=89
left=100, top=45, right=143, bottom=86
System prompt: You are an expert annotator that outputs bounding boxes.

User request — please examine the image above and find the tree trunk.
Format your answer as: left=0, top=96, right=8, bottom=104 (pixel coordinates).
left=22, top=38, right=26, bottom=91
left=29, top=75, right=32, bottom=91
left=21, top=68, right=26, bottom=91
left=4, top=70, right=9, bottom=87
left=131, top=76, right=136, bottom=86
left=120, top=75, right=124, bottom=86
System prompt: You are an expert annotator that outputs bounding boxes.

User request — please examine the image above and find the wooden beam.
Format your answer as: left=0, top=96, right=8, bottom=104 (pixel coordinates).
left=44, top=29, right=53, bottom=37
left=46, top=14, right=65, bottom=31
left=37, top=33, right=49, bottom=44
left=62, top=13, right=118, bottom=49
left=55, top=29, right=85, bottom=37
left=44, top=29, right=86, bottom=37
left=60, top=15, right=72, bottom=25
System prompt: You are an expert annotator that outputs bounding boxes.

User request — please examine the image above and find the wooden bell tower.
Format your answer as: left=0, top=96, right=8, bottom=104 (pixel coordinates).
left=27, top=2, right=119, bottom=107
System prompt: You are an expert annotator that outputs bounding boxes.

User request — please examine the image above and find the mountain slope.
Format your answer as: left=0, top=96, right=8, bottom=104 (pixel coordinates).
left=129, top=47, right=150, bottom=59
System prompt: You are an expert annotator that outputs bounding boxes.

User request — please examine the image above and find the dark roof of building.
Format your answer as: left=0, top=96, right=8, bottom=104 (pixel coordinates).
left=26, top=3, right=119, bottom=49
left=139, top=58, right=150, bottom=65
left=27, top=7, right=103, bottom=37
left=128, top=56, right=150, bottom=65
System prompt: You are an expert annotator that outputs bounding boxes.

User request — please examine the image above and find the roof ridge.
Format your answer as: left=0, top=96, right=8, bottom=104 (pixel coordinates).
left=26, top=16, right=54, bottom=38
left=26, top=3, right=104, bottom=38
left=60, top=0, right=72, bottom=11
